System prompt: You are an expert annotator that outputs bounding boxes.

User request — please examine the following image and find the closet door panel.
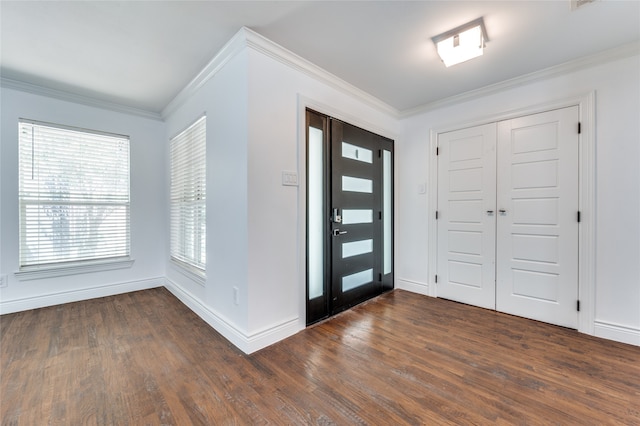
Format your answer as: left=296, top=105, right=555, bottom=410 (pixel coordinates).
left=496, top=106, right=579, bottom=328
left=437, top=123, right=497, bottom=309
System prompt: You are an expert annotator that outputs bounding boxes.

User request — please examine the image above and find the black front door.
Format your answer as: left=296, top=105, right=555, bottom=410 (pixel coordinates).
left=306, top=109, right=393, bottom=325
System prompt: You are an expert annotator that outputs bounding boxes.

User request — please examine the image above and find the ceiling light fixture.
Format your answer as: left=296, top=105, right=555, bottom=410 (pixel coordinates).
left=432, top=17, right=488, bottom=67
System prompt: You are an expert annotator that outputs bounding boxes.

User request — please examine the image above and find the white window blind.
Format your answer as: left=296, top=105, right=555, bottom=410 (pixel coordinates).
left=170, top=116, right=206, bottom=274
left=18, top=120, right=130, bottom=268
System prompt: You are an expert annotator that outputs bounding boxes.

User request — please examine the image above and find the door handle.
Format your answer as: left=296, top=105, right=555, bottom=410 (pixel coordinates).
left=332, top=229, right=347, bottom=236
left=499, top=209, right=507, bottom=214
left=487, top=210, right=494, bottom=215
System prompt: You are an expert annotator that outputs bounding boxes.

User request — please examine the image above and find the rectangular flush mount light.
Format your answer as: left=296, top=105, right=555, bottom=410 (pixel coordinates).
left=432, top=17, right=488, bottom=67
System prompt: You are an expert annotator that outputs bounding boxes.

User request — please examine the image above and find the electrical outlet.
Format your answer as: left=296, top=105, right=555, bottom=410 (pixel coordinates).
left=0, top=275, right=8, bottom=288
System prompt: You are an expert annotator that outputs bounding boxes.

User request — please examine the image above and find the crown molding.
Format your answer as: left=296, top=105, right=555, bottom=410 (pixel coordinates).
left=242, top=27, right=400, bottom=118
left=401, top=40, right=640, bottom=118
left=0, top=77, right=163, bottom=121
left=161, top=27, right=400, bottom=120
left=4, top=30, right=636, bottom=123
left=161, top=28, right=248, bottom=119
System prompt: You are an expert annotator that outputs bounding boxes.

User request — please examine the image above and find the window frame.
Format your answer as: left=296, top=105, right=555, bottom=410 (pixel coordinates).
left=16, top=119, right=132, bottom=279
left=169, top=115, right=207, bottom=281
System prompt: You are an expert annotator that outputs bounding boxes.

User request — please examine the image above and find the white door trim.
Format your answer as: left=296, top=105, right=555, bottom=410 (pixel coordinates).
left=428, top=92, right=596, bottom=336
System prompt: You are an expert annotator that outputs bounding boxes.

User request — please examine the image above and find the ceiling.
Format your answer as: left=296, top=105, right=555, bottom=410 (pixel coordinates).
left=1, top=1, right=639, bottom=116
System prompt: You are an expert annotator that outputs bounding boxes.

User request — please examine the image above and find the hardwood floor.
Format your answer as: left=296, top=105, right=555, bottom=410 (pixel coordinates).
left=1, top=288, right=639, bottom=425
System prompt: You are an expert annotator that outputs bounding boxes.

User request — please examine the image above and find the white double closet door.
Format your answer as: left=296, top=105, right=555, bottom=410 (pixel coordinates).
left=437, top=106, right=579, bottom=328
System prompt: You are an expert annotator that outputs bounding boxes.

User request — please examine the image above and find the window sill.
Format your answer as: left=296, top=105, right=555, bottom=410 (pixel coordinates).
left=15, top=258, right=135, bottom=281
left=170, top=258, right=206, bottom=286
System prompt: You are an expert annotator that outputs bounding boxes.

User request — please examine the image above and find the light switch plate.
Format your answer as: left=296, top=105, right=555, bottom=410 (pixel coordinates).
left=282, top=171, right=299, bottom=186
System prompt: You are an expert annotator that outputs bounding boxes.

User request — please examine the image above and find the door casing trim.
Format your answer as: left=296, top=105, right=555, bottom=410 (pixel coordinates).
left=428, top=92, right=596, bottom=336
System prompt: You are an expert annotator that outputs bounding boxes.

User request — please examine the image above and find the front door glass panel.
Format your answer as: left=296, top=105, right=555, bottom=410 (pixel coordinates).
left=342, top=239, right=373, bottom=258
left=342, top=176, right=373, bottom=193
left=342, top=209, right=373, bottom=224
left=383, top=150, right=392, bottom=274
left=307, top=126, right=324, bottom=300
left=342, top=269, right=373, bottom=292
left=342, top=142, right=373, bottom=163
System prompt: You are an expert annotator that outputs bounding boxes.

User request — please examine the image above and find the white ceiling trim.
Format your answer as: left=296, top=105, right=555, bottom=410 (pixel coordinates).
left=3, top=31, right=636, bottom=123
left=161, top=28, right=249, bottom=119
left=243, top=27, right=400, bottom=118
left=161, top=27, right=400, bottom=120
left=401, top=40, right=640, bottom=118
left=0, top=77, right=163, bottom=121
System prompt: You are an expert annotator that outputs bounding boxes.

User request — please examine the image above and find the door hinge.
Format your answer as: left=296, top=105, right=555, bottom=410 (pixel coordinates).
left=379, top=273, right=383, bottom=281
left=379, top=211, right=382, bottom=220
left=435, top=211, right=439, bottom=220
left=436, top=146, right=440, bottom=156
left=378, top=149, right=382, bottom=158
left=578, top=122, right=581, bottom=134
left=577, top=300, right=581, bottom=312
left=577, top=211, right=581, bottom=223
left=435, top=274, right=438, bottom=283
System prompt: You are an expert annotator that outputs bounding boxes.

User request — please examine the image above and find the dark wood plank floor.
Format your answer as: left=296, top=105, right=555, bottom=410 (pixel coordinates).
left=1, top=288, right=639, bottom=425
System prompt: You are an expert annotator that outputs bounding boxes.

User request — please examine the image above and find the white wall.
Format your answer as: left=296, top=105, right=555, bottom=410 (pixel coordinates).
left=163, top=28, right=401, bottom=353
left=397, top=53, right=640, bottom=345
left=245, top=44, right=402, bottom=341
left=0, top=88, right=167, bottom=313
left=164, top=47, right=252, bottom=342
left=0, top=28, right=401, bottom=353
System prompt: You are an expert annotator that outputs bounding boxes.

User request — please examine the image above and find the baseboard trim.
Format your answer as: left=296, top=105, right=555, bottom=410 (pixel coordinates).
left=396, top=278, right=430, bottom=296
left=164, top=278, right=301, bottom=354
left=10, top=274, right=631, bottom=351
left=244, top=316, right=301, bottom=354
left=397, top=280, right=640, bottom=348
left=594, top=320, right=640, bottom=346
left=0, top=277, right=164, bottom=315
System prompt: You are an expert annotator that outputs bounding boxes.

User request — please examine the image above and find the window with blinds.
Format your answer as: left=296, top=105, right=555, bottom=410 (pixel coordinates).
left=170, top=115, right=206, bottom=276
left=18, top=120, right=130, bottom=269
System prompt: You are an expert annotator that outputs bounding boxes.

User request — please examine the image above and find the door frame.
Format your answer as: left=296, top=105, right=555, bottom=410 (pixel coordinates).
left=428, top=92, right=596, bottom=336
left=297, top=96, right=400, bottom=329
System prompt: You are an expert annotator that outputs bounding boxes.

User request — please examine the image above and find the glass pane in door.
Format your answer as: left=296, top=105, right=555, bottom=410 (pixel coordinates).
left=342, top=209, right=373, bottom=224
left=342, top=176, right=373, bottom=193
left=383, top=150, right=392, bottom=275
left=342, top=239, right=373, bottom=258
left=308, top=126, right=324, bottom=299
left=342, top=269, right=373, bottom=292
left=342, top=142, right=373, bottom=163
